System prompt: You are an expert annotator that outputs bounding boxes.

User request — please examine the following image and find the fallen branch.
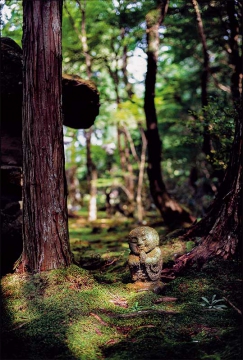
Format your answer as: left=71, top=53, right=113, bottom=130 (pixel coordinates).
left=102, top=258, right=117, bottom=269
left=153, top=297, right=178, bottom=304
left=90, top=312, right=109, bottom=326
left=223, top=297, right=242, bottom=315
left=7, top=321, right=31, bottom=332
left=107, top=309, right=179, bottom=318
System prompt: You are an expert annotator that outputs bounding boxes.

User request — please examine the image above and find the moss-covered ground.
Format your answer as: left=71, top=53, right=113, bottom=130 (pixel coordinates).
left=1, top=212, right=242, bottom=359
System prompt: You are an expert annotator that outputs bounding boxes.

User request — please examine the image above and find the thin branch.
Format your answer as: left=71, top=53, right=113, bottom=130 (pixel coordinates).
left=90, top=312, right=109, bottom=326
left=223, top=297, right=242, bottom=315
left=210, top=72, right=231, bottom=93
left=122, top=126, right=140, bottom=163
left=107, top=309, right=179, bottom=318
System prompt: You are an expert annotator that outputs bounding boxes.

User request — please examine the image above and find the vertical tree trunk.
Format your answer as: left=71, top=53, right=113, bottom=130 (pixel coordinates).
left=117, top=125, right=126, bottom=172
left=77, top=0, right=92, bottom=79
left=226, top=0, right=242, bottom=107
left=85, top=128, right=97, bottom=222
left=191, top=0, right=212, bottom=156
left=136, top=127, right=147, bottom=223
left=124, top=130, right=135, bottom=202
left=165, top=0, right=243, bottom=274
left=172, top=109, right=242, bottom=274
left=21, top=0, right=72, bottom=272
left=77, top=0, right=97, bottom=222
left=121, top=27, right=133, bottom=99
left=144, top=0, right=195, bottom=227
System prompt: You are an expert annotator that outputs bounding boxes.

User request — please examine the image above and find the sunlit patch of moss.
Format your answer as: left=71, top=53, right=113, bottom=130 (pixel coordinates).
left=67, top=316, right=121, bottom=359
left=1, top=220, right=242, bottom=360
left=161, top=238, right=186, bottom=264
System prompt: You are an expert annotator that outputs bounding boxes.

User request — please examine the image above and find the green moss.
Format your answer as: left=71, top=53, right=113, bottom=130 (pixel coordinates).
left=1, top=219, right=242, bottom=360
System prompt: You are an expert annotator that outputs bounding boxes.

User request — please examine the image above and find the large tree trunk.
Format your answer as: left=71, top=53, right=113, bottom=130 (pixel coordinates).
left=144, top=0, right=195, bottom=228
left=172, top=109, right=242, bottom=274
left=166, top=0, right=243, bottom=274
left=20, top=0, right=72, bottom=272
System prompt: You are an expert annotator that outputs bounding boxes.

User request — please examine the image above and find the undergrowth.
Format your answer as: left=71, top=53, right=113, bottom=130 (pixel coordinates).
left=1, top=217, right=242, bottom=360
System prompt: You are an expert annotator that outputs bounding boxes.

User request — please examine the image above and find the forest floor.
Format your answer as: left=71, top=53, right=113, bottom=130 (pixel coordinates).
left=1, top=210, right=242, bottom=360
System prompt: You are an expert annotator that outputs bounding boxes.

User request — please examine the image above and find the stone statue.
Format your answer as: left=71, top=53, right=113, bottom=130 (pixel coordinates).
left=128, top=226, right=163, bottom=292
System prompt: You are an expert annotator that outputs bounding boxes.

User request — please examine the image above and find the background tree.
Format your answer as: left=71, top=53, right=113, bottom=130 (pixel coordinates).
left=1, top=0, right=240, bottom=229
left=191, top=0, right=211, bottom=156
left=144, top=0, right=195, bottom=227
left=64, top=0, right=98, bottom=222
left=168, top=0, right=243, bottom=273
left=20, top=0, right=72, bottom=272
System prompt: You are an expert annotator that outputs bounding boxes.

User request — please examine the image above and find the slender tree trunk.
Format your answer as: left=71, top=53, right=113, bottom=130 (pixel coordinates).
left=85, top=128, right=97, bottom=222
left=226, top=0, right=242, bottom=106
left=77, top=0, right=92, bottom=79
left=123, top=128, right=135, bottom=202
left=117, top=125, right=126, bottom=172
left=136, top=127, right=147, bottom=223
left=77, top=0, right=97, bottom=222
left=144, top=0, right=195, bottom=227
left=21, top=0, right=72, bottom=272
left=121, top=27, right=133, bottom=99
left=191, top=0, right=212, bottom=156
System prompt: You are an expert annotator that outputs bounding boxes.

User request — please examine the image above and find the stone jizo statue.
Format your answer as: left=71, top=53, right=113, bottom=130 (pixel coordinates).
left=128, top=227, right=163, bottom=291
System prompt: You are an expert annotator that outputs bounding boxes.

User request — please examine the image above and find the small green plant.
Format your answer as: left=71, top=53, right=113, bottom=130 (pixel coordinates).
left=130, top=302, right=144, bottom=311
left=200, top=295, right=227, bottom=310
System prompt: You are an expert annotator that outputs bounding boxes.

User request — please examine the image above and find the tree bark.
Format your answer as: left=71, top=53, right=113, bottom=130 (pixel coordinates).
left=172, top=110, right=242, bottom=273
left=121, top=27, right=134, bottom=99
left=136, top=127, right=147, bottom=223
left=78, top=0, right=98, bottom=222
left=226, top=0, right=242, bottom=106
left=163, top=0, right=243, bottom=274
left=85, top=128, right=97, bottom=222
left=66, top=0, right=98, bottom=222
left=144, top=0, right=195, bottom=227
left=191, top=0, right=212, bottom=156
left=21, top=0, right=72, bottom=272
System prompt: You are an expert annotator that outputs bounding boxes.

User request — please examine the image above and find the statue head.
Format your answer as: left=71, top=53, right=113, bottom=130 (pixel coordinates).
left=128, top=226, right=160, bottom=255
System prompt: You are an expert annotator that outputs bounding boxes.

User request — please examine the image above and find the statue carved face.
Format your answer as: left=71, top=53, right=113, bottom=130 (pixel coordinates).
left=128, top=226, right=159, bottom=255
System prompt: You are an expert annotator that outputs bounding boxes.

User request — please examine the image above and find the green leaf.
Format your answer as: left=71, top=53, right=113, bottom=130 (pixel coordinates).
left=212, top=299, right=225, bottom=304
left=201, top=297, right=210, bottom=304
left=215, top=305, right=227, bottom=309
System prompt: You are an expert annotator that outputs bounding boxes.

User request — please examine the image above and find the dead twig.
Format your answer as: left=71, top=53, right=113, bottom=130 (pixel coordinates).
left=223, top=297, right=242, bottom=315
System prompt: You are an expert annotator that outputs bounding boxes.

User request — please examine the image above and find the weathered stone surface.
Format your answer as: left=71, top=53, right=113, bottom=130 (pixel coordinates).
left=127, top=226, right=163, bottom=293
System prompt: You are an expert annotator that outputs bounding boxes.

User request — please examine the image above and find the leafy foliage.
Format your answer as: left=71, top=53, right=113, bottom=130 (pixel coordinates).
left=200, top=295, right=227, bottom=310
